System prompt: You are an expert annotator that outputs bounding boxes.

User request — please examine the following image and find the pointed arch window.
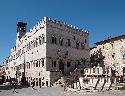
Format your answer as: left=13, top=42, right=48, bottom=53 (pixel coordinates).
left=123, top=53, right=125, bottom=59
left=35, top=38, right=38, bottom=47
left=81, top=42, right=85, bottom=49
left=33, top=40, right=35, bottom=48
left=41, top=58, right=44, bottom=67
left=36, top=60, right=38, bottom=67
left=54, top=61, right=56, bottom=67
left=42, top=34, right=45, bottom=43
left=29, top=42, right=31, bottom=50
left=39, top=36, right=42, bottom=45
left=67, top=39, right=70, bottom=46
left=76, top=41, right=79, bottom=49
left=59, top=37, right=63, bottom=46
left=51, top=35, right=57, bottom=44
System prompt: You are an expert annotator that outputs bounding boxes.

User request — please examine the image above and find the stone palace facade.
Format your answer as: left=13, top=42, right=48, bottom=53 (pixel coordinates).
left=2, top=17, right=89, bottom=87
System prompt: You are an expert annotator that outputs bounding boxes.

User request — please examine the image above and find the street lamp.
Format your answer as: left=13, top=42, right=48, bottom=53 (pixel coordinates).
left=22, top=51, right=26, bottom=85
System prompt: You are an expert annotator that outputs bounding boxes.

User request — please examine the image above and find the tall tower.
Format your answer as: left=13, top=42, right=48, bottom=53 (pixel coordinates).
left=17, top=22, right=27, bottom=39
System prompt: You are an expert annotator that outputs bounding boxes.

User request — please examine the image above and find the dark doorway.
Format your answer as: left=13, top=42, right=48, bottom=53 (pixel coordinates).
left=39, top=78, right=41, bottom=87
left=36, top=78, right=38, bottom=86
left=59, top=60, right=64, bottom=74
left=123, top=67, right=125, bottom=76
left=46, top=81, right=48, bottom=86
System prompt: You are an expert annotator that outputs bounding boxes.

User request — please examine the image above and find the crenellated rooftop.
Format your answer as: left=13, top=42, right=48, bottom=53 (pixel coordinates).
left=28, top=16, right=89, bottom=36
left=45, top=17, right=89, bottom=35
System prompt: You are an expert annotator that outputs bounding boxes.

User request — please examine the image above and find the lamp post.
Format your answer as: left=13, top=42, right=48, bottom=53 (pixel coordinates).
left=17, top=22, right=27, bottom=85
left=22, top=51, right=26, bottom=85
left=20, top=52, right=26, bottom=85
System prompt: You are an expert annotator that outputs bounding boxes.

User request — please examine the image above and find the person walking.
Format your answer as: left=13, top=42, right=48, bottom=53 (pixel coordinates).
left=9, top=76, right=12, bottom=85
left=12, top=81, right=17, bottom=93
left=64, top=82, right=67, bottom=91
left=31, top=79, right=35, bottom=90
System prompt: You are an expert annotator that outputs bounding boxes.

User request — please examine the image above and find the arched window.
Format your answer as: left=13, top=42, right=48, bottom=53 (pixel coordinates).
left=59, top=37, right=63, bottom=46
left=29, top=42, right=31, bottom=50
left=36, top=60, right=38, bottom=67
left=93, top=68, right=95, bottom=73
left=76, top=41, right=79, bottom=49
left=51, top=60, right=56, bottom=67
left=81, top=42, right=85, bottom=49
left=30, top=41, right=33, bottom=49
left=26, top=43, right=29, bottom=51
left=33, top=61, right=35, bottom=67
left=123, top=53, right=125, bottom=59
left=52, top=35, right=55, bottom=43
left=67, top=39, right=70, bottom=46
left=33, top=40, right=35, bottom=48
left=39, top=59, right=41, bottom=67
left=26, top=63, right=28, bottom=69
left=42, top=34, right=45, bottom=43
left=39, top=36, right=42, bottom=45
left=51, top=35, right=57, bottom=44
left=28, top=62, right=30, bottom=69
left=30, top=60, right=33, bottom=68
left=41, top=58, right=44, bottom=67
left=35, top=38, right=38, bottom=47
left=54, top=61, right=56, bottom=67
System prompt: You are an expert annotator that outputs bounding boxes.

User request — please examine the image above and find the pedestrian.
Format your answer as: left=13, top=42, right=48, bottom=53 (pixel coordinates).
left=9, top=76, right=12, bottom=85
left=12, top=81, right=17, bottom=93
left=31, top=79, right=35, bottom=90
left=39, top=82, right=41, bottom=88
left=64, top=82, right=67, bottom=91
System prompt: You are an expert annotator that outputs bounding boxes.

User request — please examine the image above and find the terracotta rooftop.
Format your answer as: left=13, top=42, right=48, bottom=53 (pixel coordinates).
left=95, top=34, right=125, bottom=45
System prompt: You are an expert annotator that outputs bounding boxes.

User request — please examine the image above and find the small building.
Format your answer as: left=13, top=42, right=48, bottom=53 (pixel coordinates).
left=90, top=35, right=125, bottom=76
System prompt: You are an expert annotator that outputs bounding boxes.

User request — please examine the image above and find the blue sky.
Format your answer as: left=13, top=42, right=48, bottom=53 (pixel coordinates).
left=0, top=0, right=125, bottom=64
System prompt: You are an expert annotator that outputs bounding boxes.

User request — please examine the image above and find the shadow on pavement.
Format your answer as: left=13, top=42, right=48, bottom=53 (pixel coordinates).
left=0, top=85, right=28, bottom=90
